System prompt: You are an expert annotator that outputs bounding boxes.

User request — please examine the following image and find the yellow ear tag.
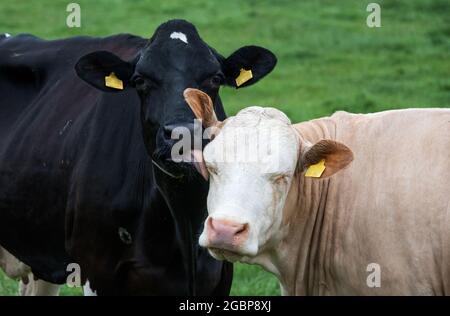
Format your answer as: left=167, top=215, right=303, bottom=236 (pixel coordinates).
left=235, top=68, right=253, bottom=87
left=305, top=159, right=326, bottom=178
left=105, top=72, right=124, bottom=90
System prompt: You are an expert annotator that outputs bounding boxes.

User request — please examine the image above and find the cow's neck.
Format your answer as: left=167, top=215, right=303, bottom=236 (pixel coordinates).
left=266, top=118, right=339, bottom=295
left=154, top=170, right=209, bottom=295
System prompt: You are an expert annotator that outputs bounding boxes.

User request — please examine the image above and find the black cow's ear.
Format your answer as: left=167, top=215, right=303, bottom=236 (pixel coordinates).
left=75, top=51, right=135, bottom=92
left=222, top=46, right=277, bottom=89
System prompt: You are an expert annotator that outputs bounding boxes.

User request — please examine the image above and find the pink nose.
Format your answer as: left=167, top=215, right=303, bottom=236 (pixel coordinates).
left=207, top=218, right=249, bottom=251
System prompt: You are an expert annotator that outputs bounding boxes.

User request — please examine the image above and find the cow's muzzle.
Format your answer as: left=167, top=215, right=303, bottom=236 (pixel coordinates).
left=203, top=217, right=249, bottom=253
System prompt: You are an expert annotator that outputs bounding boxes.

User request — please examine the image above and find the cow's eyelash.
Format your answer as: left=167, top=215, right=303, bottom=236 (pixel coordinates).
left=133, top=73, right=161, bottom=86
left=206, top=165, right=218, bottom=175
left=204, top=71, right=224, bottom=79
left=201, top=72, right=224, bottom=85
left=268, top=173, right=290, bottom=183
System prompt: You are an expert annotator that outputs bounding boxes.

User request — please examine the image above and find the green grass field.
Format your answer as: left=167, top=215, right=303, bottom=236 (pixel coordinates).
left=0, top=0, right=448, bottom=296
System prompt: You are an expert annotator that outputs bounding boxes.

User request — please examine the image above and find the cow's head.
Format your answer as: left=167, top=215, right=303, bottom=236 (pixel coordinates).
left=75, top=19, right=277, bottom=179
left=183, top=89, right=353, bottom=263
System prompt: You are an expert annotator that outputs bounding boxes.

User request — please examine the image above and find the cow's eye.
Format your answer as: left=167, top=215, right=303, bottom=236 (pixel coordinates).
left=207, top=74, right=224, bottom=88
left=133, top=76, right=146, bottom=87
left=132, top=75, right=158, bottom=93
left=270, top=173, right=289, bottom=184
left=211, top=75, right=223, bottom=86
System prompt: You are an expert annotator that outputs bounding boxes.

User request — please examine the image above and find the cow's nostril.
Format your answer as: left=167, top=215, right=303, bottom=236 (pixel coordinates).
left=235, top=223, right=249, bottom=236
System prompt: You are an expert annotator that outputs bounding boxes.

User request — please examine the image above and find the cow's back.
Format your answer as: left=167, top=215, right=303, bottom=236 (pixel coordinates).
left=0, top=33, right=145, bottom=138
left=320, top=109, right=450, bottom=295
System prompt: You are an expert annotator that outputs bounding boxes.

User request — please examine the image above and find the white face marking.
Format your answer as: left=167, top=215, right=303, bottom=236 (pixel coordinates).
left=170, top=31, right=188, bottom=44
left=4, top=33, right=11, bottom=38
left=198, top=107, right=299, bottom=262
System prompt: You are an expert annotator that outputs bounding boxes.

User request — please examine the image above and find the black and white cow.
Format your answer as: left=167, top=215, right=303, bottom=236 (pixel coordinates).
left=0, top=19, right=277, bottom=295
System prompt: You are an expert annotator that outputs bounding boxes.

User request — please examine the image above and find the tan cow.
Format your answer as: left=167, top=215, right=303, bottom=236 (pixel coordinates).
left=184, top=88, right=450, bottom=295
left=0, top=246, right=60, bottom=296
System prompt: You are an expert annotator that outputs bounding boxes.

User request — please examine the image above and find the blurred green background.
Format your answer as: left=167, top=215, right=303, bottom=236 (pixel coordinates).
left=0, top=0, right=448, bottom=296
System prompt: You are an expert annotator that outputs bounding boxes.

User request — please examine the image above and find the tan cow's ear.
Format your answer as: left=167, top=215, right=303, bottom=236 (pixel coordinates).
left=183, top=88, right=224, bottom=181
left=300, top=140, right=353, bottom=178
left=184, top=88, right=219, bottom=128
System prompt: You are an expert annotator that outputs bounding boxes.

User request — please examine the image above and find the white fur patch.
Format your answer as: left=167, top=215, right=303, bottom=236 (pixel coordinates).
left=198, top=107, right=300, bottom=260
left=4, top=33, right=11, bottom=38
left=170, top=31, right=188, bottom=44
